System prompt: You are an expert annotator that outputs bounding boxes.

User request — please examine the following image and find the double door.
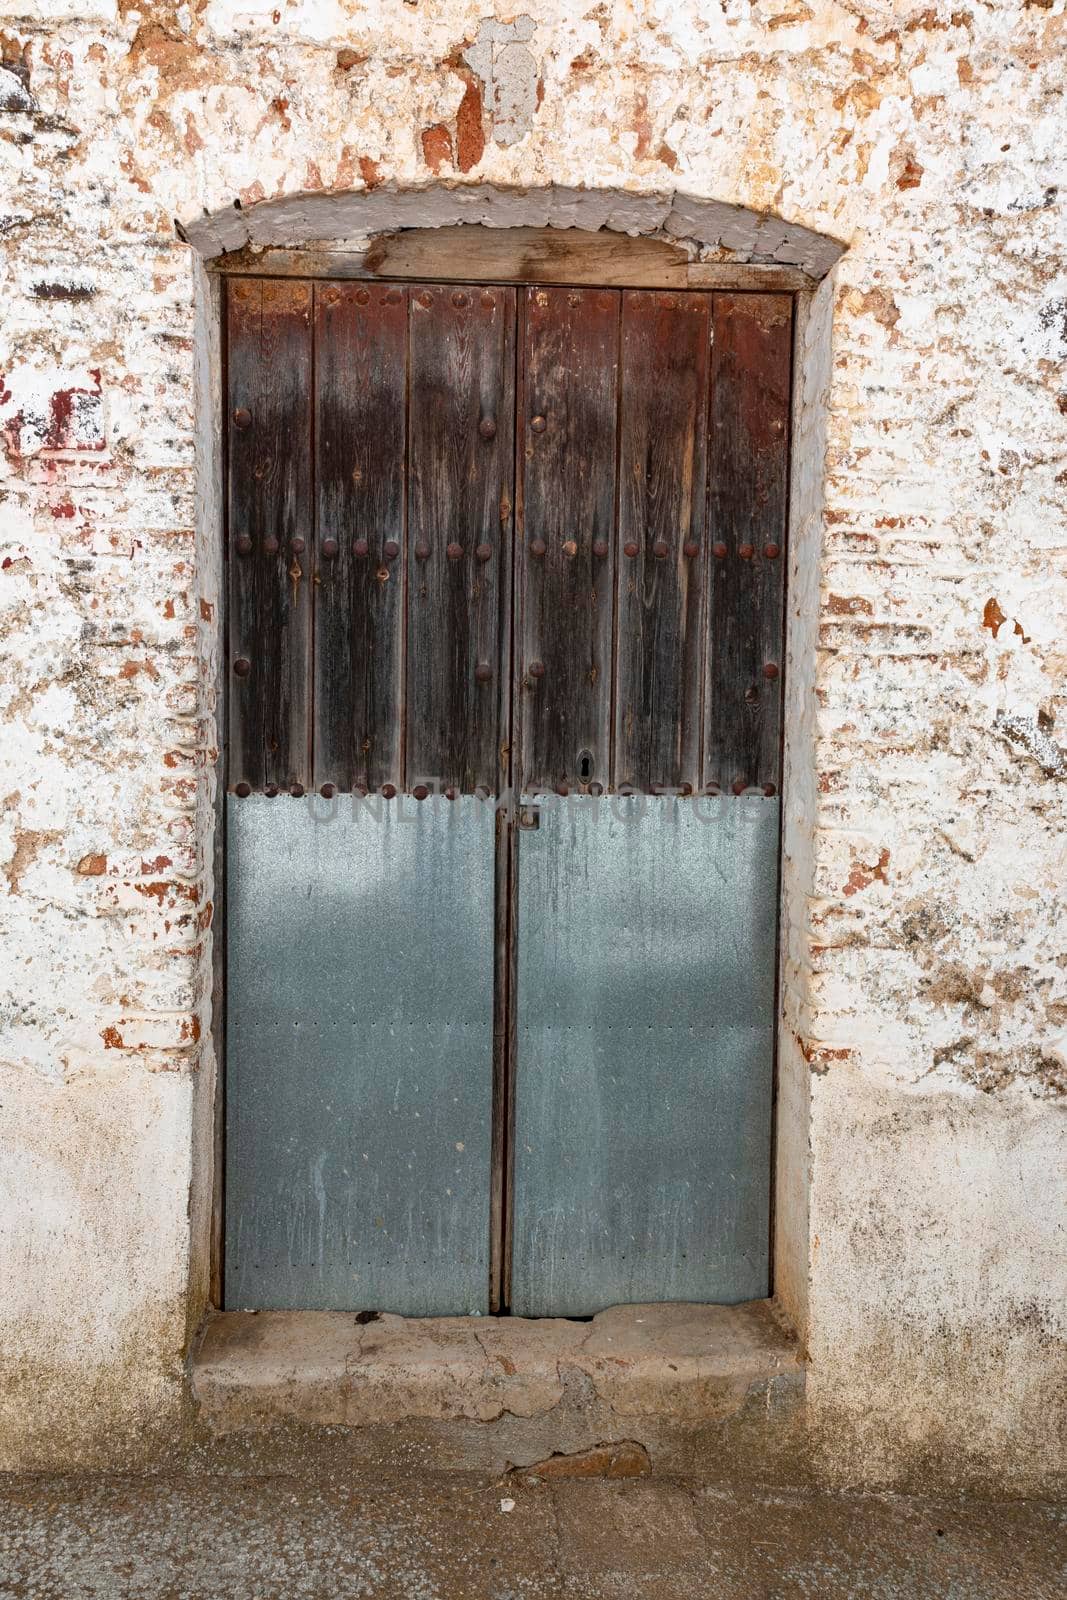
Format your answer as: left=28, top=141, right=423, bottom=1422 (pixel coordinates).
left=223, top=276, right=791, bottom=1316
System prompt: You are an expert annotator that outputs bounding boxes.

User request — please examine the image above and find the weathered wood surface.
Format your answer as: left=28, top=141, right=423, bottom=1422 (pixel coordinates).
left=407, top=284, right=515, bottom=793
left=516, top=286, right=620, bottom=793
left=313, top=281, right=407, bottom=794
left=704, top=293, right=793, bottom=794
left=226, top=279, right=794, bottom=798
left=615, top=290, right=710, bottom=793
left=211, top=243, right=811, bottom=294
left=226, top=277, right=313, bottom=792
left=364, top=226, right=689, bottom=288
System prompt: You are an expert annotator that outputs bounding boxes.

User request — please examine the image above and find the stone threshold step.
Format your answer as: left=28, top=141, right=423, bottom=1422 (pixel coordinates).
left=191, top=1301, right=802, bottom=1475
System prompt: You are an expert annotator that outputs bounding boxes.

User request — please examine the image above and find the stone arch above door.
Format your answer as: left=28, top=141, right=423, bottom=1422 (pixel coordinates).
left=179, top=182, right=845, bottom=282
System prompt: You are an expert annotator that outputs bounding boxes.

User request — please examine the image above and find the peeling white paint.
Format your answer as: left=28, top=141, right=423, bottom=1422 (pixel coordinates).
left=0, top=0, right=1063, bottom=1492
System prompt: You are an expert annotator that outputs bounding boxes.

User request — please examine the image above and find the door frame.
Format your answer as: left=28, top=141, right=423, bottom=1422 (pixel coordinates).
left=204, top=226, right=816, bottom=1317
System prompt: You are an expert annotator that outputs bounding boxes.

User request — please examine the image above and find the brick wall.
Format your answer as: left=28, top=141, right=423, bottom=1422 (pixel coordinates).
left=0, top=1, right=1063, bottom=1489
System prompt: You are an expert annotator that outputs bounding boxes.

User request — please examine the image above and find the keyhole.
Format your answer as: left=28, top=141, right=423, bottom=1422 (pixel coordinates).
left=577, top=750, right=594, bottom=783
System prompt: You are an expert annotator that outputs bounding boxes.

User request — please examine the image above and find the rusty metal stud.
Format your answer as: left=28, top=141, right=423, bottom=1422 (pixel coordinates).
left=233, top=407, right=251, bottom=429
left=383, top=540, right=399, bottom=560
left=562, top=539, right=578, bottom=558
left=624, top=541, right=640, bottom=558
left=264, top=535, right=279, bottom=554
left=234, top=781, right=251, bottom=798
left=556, top=782, right=570, bottom=797
left=684, top=541, right=699, bottom=559
left=762, top=662, right=780, bottom=680
left=353, top=537, right=369, bottom=558
left=618, top=784, right=635, bottom=797
left=704, top=783, right=721, bottom=797
left=264, top=784, right=279, bottom=798
left=475, top=661, right=492, bottom=683
left=322, top=537, right=339, bottom=559
left=452, top=290, right=469, bottom=307
left=589, top=781, right=604, bottom=796
left=653, top=539, right=669, bottom=559
left=446, top=542, right=463, bottom=560
left=479, top=417, right=497, bottom=440
left=412, top=784, right=430, bottom=801
left=291, top=537, right=305, bottom=554
left=418, top=291, right=433, bottom=308
left=592, top=539, right=609, bottom=558
left=355, top=288, right=370, bottom=305
left=444, top=786, right=459, bottom=801
left=290, top=783, right=305, bottom=798
left=763, top=783, right=777, bottom=797
left=528, top=661, right=545, bottom=680
left=233, top=657, right=251, bottom=677
left=381, top=783, right=397, bottom=799
left=352, top=785, right=367, bottom=798
left=530, top=415, right=546, bottom=433
left=732, top=779, right=746, bottom=796
left=320, top=783, right=337, bottom=799
left=764, top=542, right=780, bottom=560
left=739, top=543, right=754, bottom=560
left=475, top=543, right=492, bottom=562
left=712, top=541, right=728, bottom=559
left=235, top=534, right=253, bottom=556
left=530, top=538, right=547, bottom=558
left=415, top=540, right=431, bottom=560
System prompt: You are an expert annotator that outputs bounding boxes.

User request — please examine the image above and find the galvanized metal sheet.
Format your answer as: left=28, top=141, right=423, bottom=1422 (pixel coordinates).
left=510, top=794, right=779, bottom=1317
left=225, top=794, right=496, bottom=1313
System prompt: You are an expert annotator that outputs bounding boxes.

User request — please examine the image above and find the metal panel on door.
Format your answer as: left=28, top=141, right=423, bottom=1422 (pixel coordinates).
left=510, top=794, right=779, bottom=1317
left=225, top=795, right=496, bottom=1313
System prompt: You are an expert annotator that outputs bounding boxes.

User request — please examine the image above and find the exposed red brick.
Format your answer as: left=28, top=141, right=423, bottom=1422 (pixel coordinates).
left=983, top=597, right=1007, bottom=637
left=454, top=74, right=485, bottom=172
left=358, top=155, right=382, bottom=189
left=421, top=122, right=453, bottom=174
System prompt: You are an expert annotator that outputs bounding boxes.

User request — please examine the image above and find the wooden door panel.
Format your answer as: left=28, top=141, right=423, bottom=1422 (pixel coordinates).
left=704, top=294, right=793, bottom=794
left=517, top=287, right=620, bottom=794
left=407, top=285, right=516, bottom=793
left=313, top=282, right=407, bottom=795
left=615, top=291, right=711, bottom=793
left=226, top=278, right=313, bottom=792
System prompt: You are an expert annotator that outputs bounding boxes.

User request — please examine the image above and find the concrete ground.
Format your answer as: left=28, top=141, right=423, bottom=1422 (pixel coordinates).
left=0, top=1472, right=1063, bottom=1599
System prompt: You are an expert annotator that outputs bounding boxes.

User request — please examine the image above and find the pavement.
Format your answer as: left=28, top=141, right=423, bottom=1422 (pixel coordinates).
left=0, top=1471, right=1063, bottom=1598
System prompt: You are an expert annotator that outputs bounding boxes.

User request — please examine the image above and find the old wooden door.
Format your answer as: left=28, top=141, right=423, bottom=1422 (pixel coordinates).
left=222, top=277, right=792, bottom=1316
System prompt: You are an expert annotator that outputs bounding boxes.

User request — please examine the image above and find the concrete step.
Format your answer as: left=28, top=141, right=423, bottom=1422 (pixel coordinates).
left=190, top=1300, right=804, bottom=1477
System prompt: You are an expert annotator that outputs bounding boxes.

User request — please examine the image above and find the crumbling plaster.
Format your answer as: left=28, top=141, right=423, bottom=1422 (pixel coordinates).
left=0, top=0, right=1063, bottom=1492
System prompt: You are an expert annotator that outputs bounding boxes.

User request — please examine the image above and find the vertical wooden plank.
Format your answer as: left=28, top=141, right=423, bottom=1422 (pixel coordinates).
left=313, top=282, right=407, bottom=794
left=407, top=284, right=516, bottom=794
left=517, top=287, right=620, bottom=793
left=615, top=290, right=710, bottom=793
left=226, top=277, right=313, bottom=792
left=704, top=294, right=792, bottom=794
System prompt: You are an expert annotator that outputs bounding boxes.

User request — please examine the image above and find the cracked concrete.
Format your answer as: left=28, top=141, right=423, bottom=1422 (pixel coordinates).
left=190, top=1303, right=803, bottom=1477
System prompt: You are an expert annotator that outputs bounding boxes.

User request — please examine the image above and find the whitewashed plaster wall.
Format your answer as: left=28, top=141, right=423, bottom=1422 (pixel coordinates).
left=0, top=0, right=1063, bottom=1491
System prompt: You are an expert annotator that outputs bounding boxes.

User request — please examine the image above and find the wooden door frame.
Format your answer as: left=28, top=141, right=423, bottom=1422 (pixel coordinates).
left=205, top=226, right=813, bottom=1314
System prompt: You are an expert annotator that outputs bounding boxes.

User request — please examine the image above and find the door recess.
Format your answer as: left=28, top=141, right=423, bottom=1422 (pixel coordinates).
left=223, top=277, right=793, bottom=1316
